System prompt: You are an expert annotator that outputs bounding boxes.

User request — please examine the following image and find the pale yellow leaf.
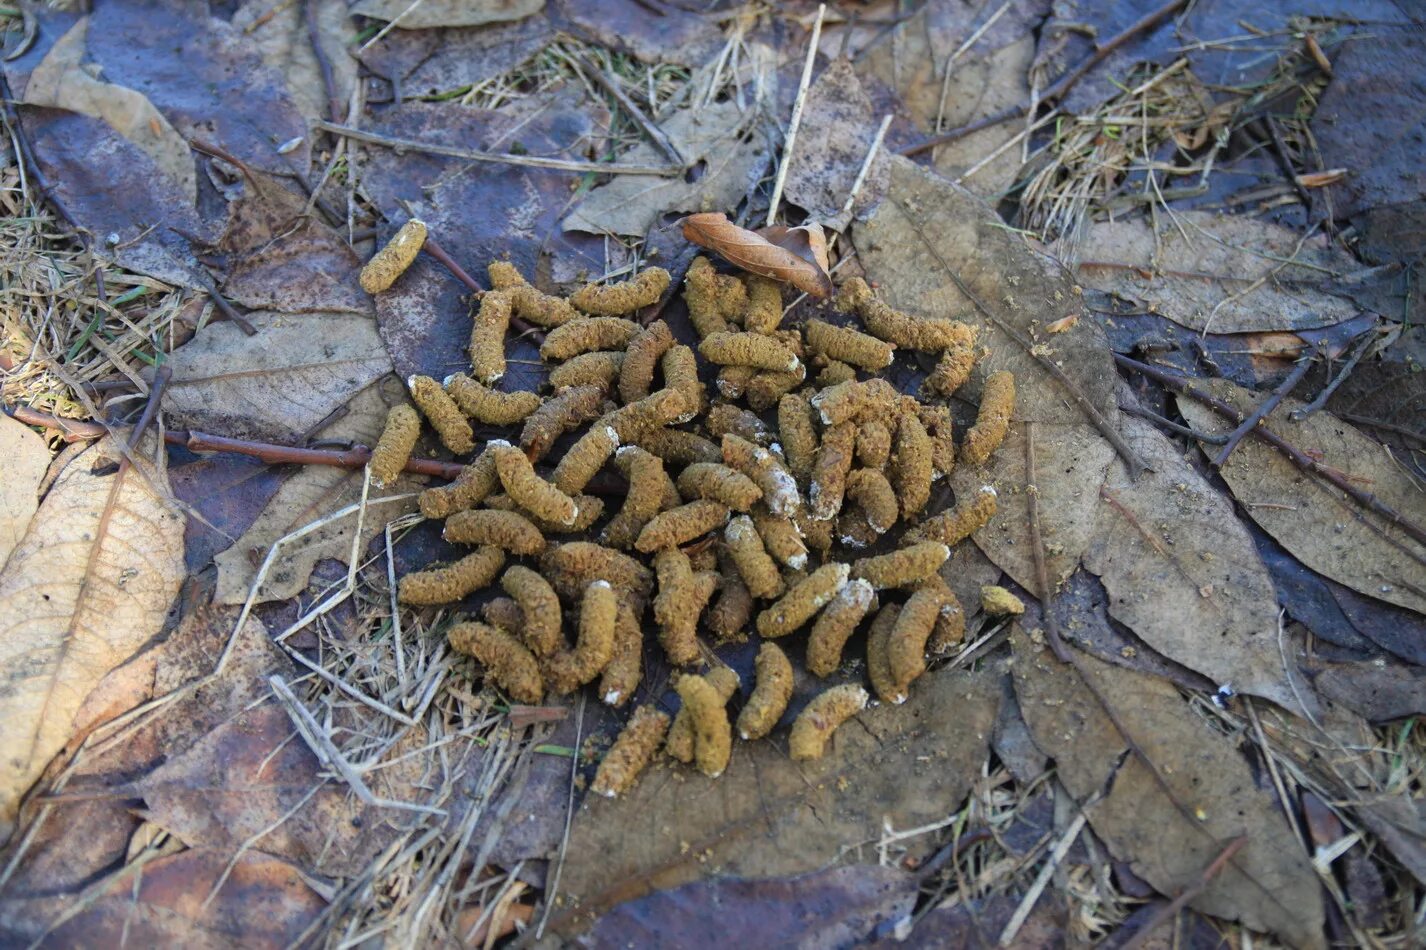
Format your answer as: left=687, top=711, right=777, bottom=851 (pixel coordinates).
left=0, top=414, right=49, bottom=571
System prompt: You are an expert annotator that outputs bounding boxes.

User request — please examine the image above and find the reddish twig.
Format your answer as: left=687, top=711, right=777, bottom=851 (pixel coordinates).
left=1118, top=400, right=1227, bottom=444
left=305, top=0, right=343, bottom=125
left=900, top=0, right=1189, bottom=156
left=408, top=225, right=547, bottom=344
left=1115, top=354, right=1426, bottom=551
left=1118, top=837, right=1247, bottom=950
left=125, top=364, right=171, bottom=453
left=1291, top=328, right=1376, bottom=420
left=182, top=430, right=465, bottom=479
left=1211, top=342, right=1318, bottom=467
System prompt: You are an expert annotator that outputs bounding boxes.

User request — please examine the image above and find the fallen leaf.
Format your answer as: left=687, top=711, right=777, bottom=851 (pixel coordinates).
left=782, top=58, right=889, bottom=230
left=232, top=0, right=358, bottom=126
left=1083, top=409, right=1297, bottom=708
left=757, top=221, right=831, bottom=275
left=211, top=377, right=420, bottom=606
left=868, top=891, right=1068, bottom=949
left=579, top=865, right=918, bottom=949
left=0, top=414, right=49, bottom=570
left=1313, top=657, right=1426, bottom=724
left=357, top=16, right=554, bottom=97
left=1011, top=628, right=1326, bottom=949
left=548, top=667, right=1001, bottom=937
left=552, top=0, right=724, bottom=69
left=352, top=0, right=544, bottom=30
left=681, top=212, right=833, bottom=298
left=1076, top=211, right=1366, bottom=334
left=1175, top=379, right=1426, bottom=616
left=161, top=309, right=392, bottom=444
left=0, top=436, right=185, bottom=843
left=563, top=100, right=766, bottom=238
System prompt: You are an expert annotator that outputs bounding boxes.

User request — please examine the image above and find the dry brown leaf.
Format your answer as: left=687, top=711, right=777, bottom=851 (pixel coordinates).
left=351, top=0, right=543, bottom=29
left=549, top=667, right=1000, bottom=937
left=0, top=414, right=49, bottom=571
left=1011, top=629, right=1326, bottom=949
left=681, top=213, right=833, bottom=298
left=161, top=309, right=393, bottom=444
left=756, top=222, right=831, bottom=275
left=1176, top=380, right=1426, bottom=616
left=782, top=57, right=889, bottom=229
left=232, top=0, right=357, bottom=125
left=0, top=436, right=185, bottom=843
left=212, top=377, right=420, bottom=606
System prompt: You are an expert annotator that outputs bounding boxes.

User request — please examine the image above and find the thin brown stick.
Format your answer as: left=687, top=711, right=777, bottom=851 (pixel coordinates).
left=1291, top=328, right=1376, bottom=420
left=417, top=235, right=545, bottom=343
left=315, top=120, right=682, bottom=177
left=1115, top=354, right=1426, bottom=550
left=900, top=0, right=1189, bottom=156
left=182, top=430, right=466, bottom=479
left=890, top=198, right=1150, bottom=480
left=575, top=53, right=683, bottom=166
left=1211, top=342, right=1318, bottom=467
left=1118, top=837, right=1247, bottom=950
left=1118, top=400, right=1227, bottom=444
left=305, top=0, right=342, bottom=125
left=126, top=364, right=170, bottom=453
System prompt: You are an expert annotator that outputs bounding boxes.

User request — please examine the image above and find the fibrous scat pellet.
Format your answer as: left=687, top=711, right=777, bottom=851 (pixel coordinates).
left=706, top=403, right=773, bottom=446
left=539, top=317, right=642, bottom=361
left=684, top=256, right=732, bottom=338
left=541, top=542, right=654, bottom=605
left=501, top=565, right=562, bottom=657
left=886, top=585, right=948, bottom=695
left=447, top=621, right=543, bottom=704
left=855, top=419, right=892, bottom=470
left=804, top=318, right=894, bottom=371
left=445, top=373, right=541, bottom=425
left=837, top=277, right=976, bottom=352
left=961, top=370, right=1015, bottom=466
left=723, top=515, right=784, bottom=600
left=408, top=374, right=474, bottom=454
left=661, top=345, right=704, bottom=421
left=844, top=468, right=899, bottom=534
left=492, top=444, right=579, bottom=526
left=629, top=426, right=722, bottom=466
left=360, top=219, right=426, bottom=294
left=548, top=351, right=625, bottom=391
left=777, top=393, right=819, bottom=482
left=600, top=602, right=644, bottom=706
left=418, top=444, right=500, bottom=518
left=601, top=446, right=669, bottom=549
left=619, top=320, right=675, bottom=406
left=852, top=540, right=950, bottom=590
left=600, top=388, right=688, bottom=445
left=722, top=434, right=799, bottom=517
left=809, top=421, right=856, bottom=521
left=570, top=267, right=670, bottom=315
left=752, top=507, right=808, bottom=569
left=398, top=546, right=505, bottom=605
left=981, top=585, right=1026, bottom=616
left=789, top=684, right=868, bottom=761
left=810, top=378, right=898, bottom=427
left=905, top=485, right=997, bottom=546
left=487, top=260, right=579, bottom=327
left=666, top=665, right=739, bottom=762
left=737, top=642, right=793, bottom=740
left=756, top=562, right=849, bottom=638
left=485, top=492, right=604, bottom=534
left=741, top=275, right=784, bottom=334
left=544, top=581, right=618, bottom=694
left=924, top=339, right=979, bottom=397
left=469, top=290, right=512, bottom=384
left=917, top=573, right=967, bottom=655
left=592, top=705, right=670, bottom=797
left=443, top=508, right=546, bottom=555
left=675, top=673, right=732, bottom=777
left=368, top=404, right=421, bottom=489
left=551, top=424, right=619, bottom=496
left=744, top=364, right=807, bottom=412
left=706, top=545, right=753, bottom=642
left=699, top=331, right=801, bottom=373
left=653, top=548, right=717, bottom=666
left=866, top=603, right=905, bottom=704
left=520, top=385, right=609, bottom=461
left=635, top=499, right=730, bottom=553
left=806, top=578, right=875, bottom=677
left=891, top=410, right=934, bottom=520
left=677, top=463, right=763, bottom=511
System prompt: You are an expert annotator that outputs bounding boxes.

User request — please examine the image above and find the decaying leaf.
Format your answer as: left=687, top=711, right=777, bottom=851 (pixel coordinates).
left=232, top=0, right=357, bottom=126
left=682, top=213, right=833, bottom=298
left=0, top=414, right=49, bottom=571
left=563, top=101, right=766, bottom=238
left=352, top=0, right=544, bottom=30
left=1076, top=211, right=1366, bottom=334
left=1176, top=379, right=1426, bottom=617
left=1011, top=629, right=1326, bottom=949
left=0, top=436, right=185, bottom=843
left=757, top=222, right=832, bottom=276
left=161, top=310, right=392, bottom=444
left=548, top=668, right=1000, bottom=936
left=783, top=58, right=889, bottom=230
left=212, top=378, right=420, bottom=606
left=554, top=0, right=724, bottom=69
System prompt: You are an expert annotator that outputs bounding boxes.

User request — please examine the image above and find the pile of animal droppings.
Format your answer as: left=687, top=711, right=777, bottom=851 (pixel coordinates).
left=361, top=221, right=1013, bottom=797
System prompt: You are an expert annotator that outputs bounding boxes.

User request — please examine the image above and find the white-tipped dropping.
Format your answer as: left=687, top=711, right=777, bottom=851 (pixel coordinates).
left=603, top=689, right=622, bottom=705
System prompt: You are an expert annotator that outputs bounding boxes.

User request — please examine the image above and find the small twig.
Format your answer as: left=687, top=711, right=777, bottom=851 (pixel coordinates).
left=1119, top=400, right=1228, bottom=444
left=765, top=3, right=825, bottom=227
left=535, top=693, right=586, bottom=941
left=839, top=113, right=893, bottom=218
left=890, top=198, right=1151, bottom=480
left=1211, top=342, right=1319, bottom=467
left=204, top=286, right=259, bottom=337
left=999, top=807, right=1089, bottom=946
left=900, top=0, right=1188, bottom=156
left=1336, top=413, right=1426, bottom=445
left=1115, top=354, right=1426, bottom=551
left=315, top=120, right=682, bottom=177
left=189, top=137, right=260, bottom=187
left=1118, top=837, right=1247, bottom=950
left=305, top=0, right=342, bottom=125
left=575, top=53, right=683, bottom=166
left=183, top=430, right=466, bottom=479
left=1291, top=329, right=1376, bottom=420
left=1025, top=421, right=1069, bottom=663
left=125, top=364, right=170, bottom=453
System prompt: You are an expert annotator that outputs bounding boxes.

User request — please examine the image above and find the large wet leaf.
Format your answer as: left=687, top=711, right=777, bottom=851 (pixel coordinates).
left=0, top=437, right=185, bottom=843
left=1176, top=379, right=1426, bottom=617
left=0, top=414, right=48, bottom=570
left=1011, top=628, right=1325, bottom=949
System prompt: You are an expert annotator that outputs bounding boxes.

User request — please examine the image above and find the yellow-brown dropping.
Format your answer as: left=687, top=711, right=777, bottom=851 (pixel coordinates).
left=866, top=603, right=905, bottom=704
left=722, top=434, right=800, bottom=517
left=778, top=393, right=819, bottom=482
left=469, top=290, right=512, bottom=384
left=602, top=446, right=670, bottom=550
left=633, top=427, right=722, bottom=466
left=837, top=277, right=976, bottom=352
left=744, top=365, right=807, bottom=412
left=487, top=260, right=579, bottom=327
left=891, top=410, right=933, bottom=519
left=924, top=340, right=979, bottom=397
left=723, top=515, right=785, bottom=600
left=543, top=581, right=618, bottom=694
left=418, top=445, right=500, bottom=518
left=789, top=684, right=867, bottom=760
left=675, top=674, right=732, bottom=777
left=500, top=565, right=562, bottom=657
left=368, top=404, right=421, bottom=489
left=810, top=421, right=857, bottom=521
left=804, top=318, right=895, bottom=371
left=448, top=621, right=543, bottom=704
left=445, top=373, right=542, bottom=425
left=666, top=666, right=739, bottom=762
left=961, top=370, right=1015, bottom=466
left=741, top=275, right=784, bottom=334
left=619, top=320, right=675, bottom=406
left=752, top=507, right=809, bottom=569
left=548, top=351, right=625, bottom=391
left=905, top=485, right=997, bottom=546
left=661, top=345, right=705, bottom=421
left=806, top=578, right=875, bottom=677
left=397, top=546, right=505, bottom=605
left=520, top=385, right=609, bottom=461
left=540, top=542, right=654, bottom=606
left=539, top=317, right=642, bottom=361
left=360, top=219, right=426, bottom=294
left=736, top=642, right=793, bottom=740
left=757, top=562, right=849, bottom=638
left=677, top=463, right=763, bottom=511
left=592, top=705, right=670, bottom=797
left=811, top=378, right=898, bottom=427
left=706, top=545, right=754, bottom=642
left=408, top=375, right=474, bottom=454
left=601, top=388, right=688, bottom=444
left=699, top=331, right=801, bottom=373
left=551, top=424, right=620, bottom=496
left=652, top=548, right=716, bottom=666
left=887, top=585, right=948, bottom=695
left=844, top=468, right=899, bottom=534
left=684, top=256, right=732, bottom=338
left=599, top=602, right=644, bottom=706
left=492, top=444, right=579, bottom=526
left=636, top=499, right=730, bottom=553
left=570, top=267, right=670, bottom=315
left=852, top=541, right=951, bottom=589
left=443, top=509, right=546, bottom=555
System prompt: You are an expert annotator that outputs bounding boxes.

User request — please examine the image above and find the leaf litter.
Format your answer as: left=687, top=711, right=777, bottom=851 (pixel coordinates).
left=2, top=0, right=1425, bottom=946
